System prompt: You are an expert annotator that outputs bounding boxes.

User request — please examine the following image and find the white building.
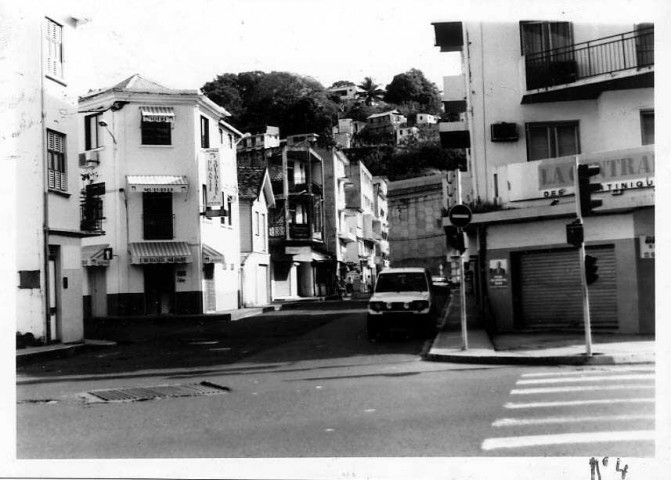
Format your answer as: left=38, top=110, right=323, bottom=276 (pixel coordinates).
left=6, top=7, right=88, bottom=345
left=78, top=74, right=244, bottom=316
left=433, top=21, right=654, bottom=334
left=237, top=165, right=275, bottom=306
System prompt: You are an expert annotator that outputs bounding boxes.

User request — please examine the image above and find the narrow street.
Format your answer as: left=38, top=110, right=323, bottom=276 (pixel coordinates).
left=16, top=304, right=655, bottom=459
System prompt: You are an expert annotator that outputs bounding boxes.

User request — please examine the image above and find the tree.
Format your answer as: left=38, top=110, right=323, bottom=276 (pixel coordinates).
left=201, top=71, right=340, bottom=145
left=329, top=80, right=356, bottom=89
left=356, top=77, right=386, bottom=106
left=384, top=69, right=442, bottom=115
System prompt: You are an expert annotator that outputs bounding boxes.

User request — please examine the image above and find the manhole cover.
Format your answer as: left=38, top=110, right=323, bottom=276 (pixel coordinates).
left=85, top=381, right=230, bottom=403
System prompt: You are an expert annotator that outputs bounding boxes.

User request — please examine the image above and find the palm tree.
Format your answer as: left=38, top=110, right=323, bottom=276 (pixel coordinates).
left=356, top=77, right=386, bottom=106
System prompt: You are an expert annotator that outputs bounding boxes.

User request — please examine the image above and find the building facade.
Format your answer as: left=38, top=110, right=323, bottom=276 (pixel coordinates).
left=8, top=8, right=88, bottom=345
left=237, top=166, right=275, bottom=307
left=238, top=133, right=332, bottom=298
left=387, top=174, right=450, bottom=278
left=78, top=74, right=243, bottom=316
left=433, top=21, right=654, bottom=334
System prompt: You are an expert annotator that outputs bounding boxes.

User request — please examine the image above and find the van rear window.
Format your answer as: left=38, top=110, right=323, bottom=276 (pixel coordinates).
left=375, top=273, right=428, bottom=292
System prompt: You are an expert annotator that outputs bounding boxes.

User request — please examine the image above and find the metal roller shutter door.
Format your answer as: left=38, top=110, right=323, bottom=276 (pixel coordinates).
left=519, top=246, right=617, bottom=331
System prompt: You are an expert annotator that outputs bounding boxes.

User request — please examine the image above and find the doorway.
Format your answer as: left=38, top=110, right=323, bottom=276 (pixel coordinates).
left=47, top=246, right=60, bottom=342
left=144, top=265, right=175, bottom=315
left=89, top=267, right=108, bottom=317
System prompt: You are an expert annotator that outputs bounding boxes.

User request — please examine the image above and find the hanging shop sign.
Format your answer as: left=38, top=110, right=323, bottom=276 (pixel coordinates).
left=203, top=148, right=222, bottom=207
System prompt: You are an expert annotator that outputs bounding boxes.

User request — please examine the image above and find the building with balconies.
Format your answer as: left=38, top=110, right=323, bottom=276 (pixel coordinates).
left=8, top=7, right=89, bottom=346
left=237, top=133, right=333, bottom=298
left=373, top=177, right=390, bottom=272
left=342, top=158, right=379, bottom=291
left=432, top=20, right=654, bottom=334
left=78, top=74, right=244, bottom=316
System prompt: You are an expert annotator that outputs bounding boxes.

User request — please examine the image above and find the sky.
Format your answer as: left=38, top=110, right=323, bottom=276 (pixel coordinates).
left=35, top=0, right=668, bottom=98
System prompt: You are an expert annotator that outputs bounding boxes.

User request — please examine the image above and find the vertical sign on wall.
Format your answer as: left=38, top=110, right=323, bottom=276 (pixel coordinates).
left=204, top=148, right=222, bottom=207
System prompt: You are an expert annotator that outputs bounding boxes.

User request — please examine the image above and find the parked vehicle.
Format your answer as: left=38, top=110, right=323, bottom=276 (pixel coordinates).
left=366, top=267, right=437, bottom=340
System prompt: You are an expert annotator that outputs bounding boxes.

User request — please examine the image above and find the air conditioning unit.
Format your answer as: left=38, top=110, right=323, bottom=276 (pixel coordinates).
left=491, top=122, right=518, bottom=142
left=78, top=151, right=100, bottom=167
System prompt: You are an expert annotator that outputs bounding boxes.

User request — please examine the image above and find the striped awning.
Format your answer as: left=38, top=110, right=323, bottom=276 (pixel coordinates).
left=202, top=244, right=225, bottom=264
left=126, top=175, right=188, bottom=193
left=129, top=242, right=192, bottom=264
left=140, top=106, right=175, bottom=123
left=82, top=244, right=110, bottom=267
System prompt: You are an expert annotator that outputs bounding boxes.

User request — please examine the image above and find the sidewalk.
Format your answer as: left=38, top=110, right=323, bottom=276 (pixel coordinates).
left=426, top=289, right=655, bottom=366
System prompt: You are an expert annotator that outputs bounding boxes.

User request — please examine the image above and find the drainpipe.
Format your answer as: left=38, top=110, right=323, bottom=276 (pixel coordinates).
left=40, top=19, right=52, bottom=344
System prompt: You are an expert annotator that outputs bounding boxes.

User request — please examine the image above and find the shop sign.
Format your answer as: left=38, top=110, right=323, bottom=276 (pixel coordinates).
left=139, top=256, right=189, bottom=264
left=204, top=148, right=222, bottom=206
left=640, top=235, right=655, bottom=259
left=537, top=147, right=654, bottom=198
left=505, top=146, right=654, bottom=201
left=489, top=259, right=508, bottom=288
left=135, top=186, right=182, bottom=193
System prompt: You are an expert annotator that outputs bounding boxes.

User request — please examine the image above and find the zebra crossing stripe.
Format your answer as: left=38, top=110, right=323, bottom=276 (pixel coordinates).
left=520, top=367, right=654, bottom=378
left=511, top=384, right=654, bottom=395
left=481, top=430, right=654, bottom=450
left=492, top=413, right=655, bottom=427
left=517, top=374, right=654, bottom=385
left=504, top=397, right=654, bottom=409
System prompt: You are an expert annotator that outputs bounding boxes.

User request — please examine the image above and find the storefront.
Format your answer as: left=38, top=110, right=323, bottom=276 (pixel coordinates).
left=474, top=146, right=654, bottom=335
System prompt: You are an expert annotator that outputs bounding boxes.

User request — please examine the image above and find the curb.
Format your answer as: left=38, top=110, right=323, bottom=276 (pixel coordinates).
left=425, top=351, right=655, bottom=366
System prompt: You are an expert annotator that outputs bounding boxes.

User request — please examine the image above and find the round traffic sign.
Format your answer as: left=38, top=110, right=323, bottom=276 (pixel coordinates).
left=448, top=204, right=472, bottom=228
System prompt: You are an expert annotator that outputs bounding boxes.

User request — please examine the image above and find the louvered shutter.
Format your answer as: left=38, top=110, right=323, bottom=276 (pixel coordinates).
left=519, top=246, right=617, bottom=331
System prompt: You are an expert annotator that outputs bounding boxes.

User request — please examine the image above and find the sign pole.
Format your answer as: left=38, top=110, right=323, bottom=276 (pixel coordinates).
left=575, top=157, right=593, bottom=356
left=457, top=169, right=468, bottom=350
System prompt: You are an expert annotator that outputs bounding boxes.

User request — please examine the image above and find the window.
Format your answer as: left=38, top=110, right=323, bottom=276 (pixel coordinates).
left=292, top=203, right=307, bottom=224
left=641, top=110, right=654, bottom=145
left=294, top=161, right=306, bottom=184
left=143, top=192, right=173, bottom=239
left=220, top=194, right=233, bottom=226
left=520, top=21, right=573, bottom=56
left=526, top=122, right=580, bottom=161
left=84, top=114, right=101, bottom=150
left=200, top=116, right=210, bottom=148
left=47, top=129, right=67, bottom=191
left=141, top=119, right=171, bottom=145
left=255, top=211, right=260, bottom=235
left=219, top=127, right=224, bottom=145
left=45, top=18, right=63, bottom=79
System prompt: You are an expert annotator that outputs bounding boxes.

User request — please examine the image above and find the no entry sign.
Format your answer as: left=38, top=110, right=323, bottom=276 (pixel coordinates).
left=448, top=204, right=472, bottom=228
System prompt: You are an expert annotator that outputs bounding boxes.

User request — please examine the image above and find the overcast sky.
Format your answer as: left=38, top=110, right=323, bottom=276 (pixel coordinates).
left=51, top=0, right=667, bottom=97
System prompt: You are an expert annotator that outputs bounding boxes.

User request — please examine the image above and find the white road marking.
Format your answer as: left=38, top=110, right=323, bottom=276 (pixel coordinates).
left=521, top=368, right=654, bottom=378
left=517, top=374, right=654, bottom=385
left=492, top=414, right=655, bottom=427
left=481, top=430, right=654, bottom=450
left=365, top=409, right=376, bottom=413
left=511, top=384, right=655, bottom=395
left=504, top=398, right=654, bottom=409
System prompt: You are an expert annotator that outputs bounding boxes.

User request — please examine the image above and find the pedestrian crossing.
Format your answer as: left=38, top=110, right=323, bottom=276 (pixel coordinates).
left=481, top=366, right=656, bottom=454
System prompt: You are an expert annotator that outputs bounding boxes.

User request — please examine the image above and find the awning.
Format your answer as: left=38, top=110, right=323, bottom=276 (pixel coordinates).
left=82, top=244, right=110, bottom=267
left=129, top=242, right=192, bottom=264
left=202, top=244, right=225, bottom=264
left=126, top=175, right=189, bottom=193
left=285, top=246, right=332, bottom=263
left=140, top=106, right=175, bottom=123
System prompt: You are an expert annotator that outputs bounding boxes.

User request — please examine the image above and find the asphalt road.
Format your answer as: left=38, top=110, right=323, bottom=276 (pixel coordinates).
left=16, top=305, right=655, bottom=460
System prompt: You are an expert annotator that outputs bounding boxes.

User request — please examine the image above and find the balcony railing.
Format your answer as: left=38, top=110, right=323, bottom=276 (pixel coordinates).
left=143, top=213, right=174, bottom=240
left=525, top=27, right=653, bottom=90
left=80, top=196, right=103, bottom=233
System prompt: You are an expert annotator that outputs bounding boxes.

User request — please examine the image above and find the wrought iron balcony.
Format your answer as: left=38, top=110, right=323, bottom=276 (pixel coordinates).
left=143, top=213, right=174, bottom=240
left=525, top=27, right=653, bottom=91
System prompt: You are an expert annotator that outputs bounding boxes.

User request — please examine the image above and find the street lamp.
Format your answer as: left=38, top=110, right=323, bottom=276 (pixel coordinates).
left=98, top=120, right=117, bottom=144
